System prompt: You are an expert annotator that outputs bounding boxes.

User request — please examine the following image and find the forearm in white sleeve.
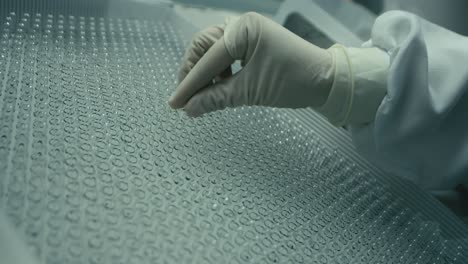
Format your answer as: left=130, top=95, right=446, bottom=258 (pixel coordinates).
left=349, top=10, right=468, bottom=190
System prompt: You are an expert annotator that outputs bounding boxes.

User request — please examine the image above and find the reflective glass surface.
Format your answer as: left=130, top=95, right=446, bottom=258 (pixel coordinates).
left=0, top=8, right=467, bottom=264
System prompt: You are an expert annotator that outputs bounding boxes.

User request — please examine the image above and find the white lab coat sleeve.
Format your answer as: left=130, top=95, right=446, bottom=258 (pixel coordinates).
left=350, top=10, right=468, bottom=190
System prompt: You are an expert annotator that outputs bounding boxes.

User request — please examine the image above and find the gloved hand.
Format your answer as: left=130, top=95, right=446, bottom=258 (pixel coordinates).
left=169, top=12, right=389, bottom=126
left=169, top=12, right=333, bottom=114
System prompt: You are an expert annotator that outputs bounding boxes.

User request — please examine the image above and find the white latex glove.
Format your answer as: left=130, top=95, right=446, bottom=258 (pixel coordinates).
left=169, top=12, right=389, bottom=126
left=169, top=12, right=333, bottom=113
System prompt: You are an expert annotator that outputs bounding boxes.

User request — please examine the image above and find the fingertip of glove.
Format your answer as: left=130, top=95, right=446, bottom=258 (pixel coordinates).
left=183, top=107, right=203, bottom=118
left=167, top=94, right=181, bottom=109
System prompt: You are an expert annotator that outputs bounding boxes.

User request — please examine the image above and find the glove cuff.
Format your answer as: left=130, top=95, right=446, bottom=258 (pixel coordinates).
left=318, top=44, right=389, bottom=126
left=317, top=44, right=354, bottom=126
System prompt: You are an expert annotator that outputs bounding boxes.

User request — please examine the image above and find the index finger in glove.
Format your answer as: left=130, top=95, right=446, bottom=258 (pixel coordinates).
left=169, top=38, right=235, bottom=109
left=178, top=26, right=224, bottom=83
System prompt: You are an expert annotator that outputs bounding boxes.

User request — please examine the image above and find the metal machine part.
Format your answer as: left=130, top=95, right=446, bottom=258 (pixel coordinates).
left=0, top=1, right=467, bottom=263
left=275, top=0, right=375, bottom=47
